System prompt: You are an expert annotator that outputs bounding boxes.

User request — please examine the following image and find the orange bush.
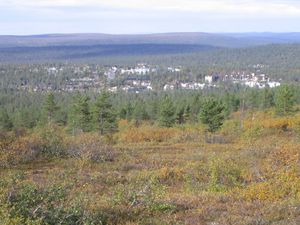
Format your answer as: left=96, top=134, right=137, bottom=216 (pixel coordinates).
left=118, top=126, right=179, bottom=143
left=0, top=124, right=66, bottom=167
left=66, top=132, right=116, bottom=162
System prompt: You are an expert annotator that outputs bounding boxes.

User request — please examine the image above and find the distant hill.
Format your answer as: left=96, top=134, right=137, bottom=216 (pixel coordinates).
left=1, top=32, right=300, bottom=48
left=0, top=44, right=218, bottom=63
left=1, top=32, right=300, bottom=63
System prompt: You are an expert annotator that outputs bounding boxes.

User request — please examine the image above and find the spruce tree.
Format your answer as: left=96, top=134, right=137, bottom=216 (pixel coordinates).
left=275, top=85, right=295, bottom=116
left=0, top=109, right=13, bottom=131
left=224, top=93, right=240, bottom=117
left=125, top=102, right=134, bottom=120
left=190, top=94, right=202, bottom=122
left=69, top=94, right=91, bottom=133
left=260, top=88, right=274, bottom=109
left=184, top=104, right=192, bottom=123
left=176, top=105, right=185, bottom=124
left=159, top=96, right=176, bottom=127
left=93, top=92, right=117, bottom=135
left=132, top=100, right=149, bottom=126
left=199, top=97, right=225, bottom=133
left=43, top=93, right=59, bottom=122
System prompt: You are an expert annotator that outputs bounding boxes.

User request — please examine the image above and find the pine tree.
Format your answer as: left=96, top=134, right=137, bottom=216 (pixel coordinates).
left=247, top=89, right=260, bottom=109
left=43, top=93, right=59, bottom=122
left=159, top=96, right=176, bottom=127
left=260, top=88, right=274, bottom=109
left=0, top=109, right=13, bottom=131
left=199, top=97, right=225, bottom=133
left=119, top=102, right=134, bottom=121
left=275, top=85, right=295, bottom=116
left=132, top=100, right=149, bottom=126
left=69, top=94, right=91, bottom=133
left=184, top=104, right=192, bottom=123
left=224, top=93, right=240, bottom=117
left=93, top=92, right=117, bottom=135
left=176, top=105, right=185, bottom=124
left=190, top=94, right=202, bottom=122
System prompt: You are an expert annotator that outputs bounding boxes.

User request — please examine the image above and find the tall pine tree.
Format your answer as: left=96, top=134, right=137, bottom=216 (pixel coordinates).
left=93, top=92, right=117, bottom=135
left=68, top=94, right=91, bottom=133
left=199, top=97, right=225, bottom=133
left=159, top=96, right=176, bottom=127
left=43, top=93, right=59, bottom=122
left=0, top=109, right=13, bottom=131
left=275, top=85, right=295, bottom=116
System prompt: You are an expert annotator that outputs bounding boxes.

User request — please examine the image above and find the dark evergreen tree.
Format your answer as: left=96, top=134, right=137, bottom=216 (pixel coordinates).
left=184, top=104, right=192, bottom=123
left=43, top=93, right=59, bottom=122
left=0, top=109, right=13, bottom=131
left=275, top=85, right=296, bottom=116
left=68, top=94, right=91, bottom=133
left=224, top=92, right=240, bottom=117
left=246, top=89, right=260, bottom=109
left=199, top=97, right=225, bottom=133
left=132, top=100, right=149, bottom=126
left=119, top=102, right=133, bottom=120
left=158, top=96, right=176, bottom=127
left=260, top=88, right=274, bottom=109
left=176, top=105, right=185, bottom=124
left=93, top=92, right=117, bottom=135
left=190, top=94, right=202, bottom=122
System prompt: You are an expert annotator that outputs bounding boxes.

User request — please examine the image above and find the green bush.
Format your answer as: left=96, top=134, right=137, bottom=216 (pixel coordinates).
left=3, top=181, right=107, bottom=225
left=208, top=158, right=244, bottom=192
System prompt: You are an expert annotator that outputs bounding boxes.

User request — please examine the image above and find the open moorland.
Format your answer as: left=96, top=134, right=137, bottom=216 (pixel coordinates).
left=1, top=109, right=300, bottom=225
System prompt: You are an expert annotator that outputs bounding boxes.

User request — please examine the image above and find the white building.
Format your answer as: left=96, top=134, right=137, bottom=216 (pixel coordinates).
left=163, top=84, right=175, bottom=91
left=205, top=75, right=213, bottom=83
left=267, top=81, right=281, bottom=88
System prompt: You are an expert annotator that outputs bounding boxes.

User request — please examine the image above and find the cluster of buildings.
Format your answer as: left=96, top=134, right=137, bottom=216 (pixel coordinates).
left=163, top=82, right=206, bottom=91
left=16, top=64, right=283, bottom=93
left=204, top=72, right=281, bottom=89
left=108, top=77, right=153, bottom=94
left=120, top=63, right=155, bottom=75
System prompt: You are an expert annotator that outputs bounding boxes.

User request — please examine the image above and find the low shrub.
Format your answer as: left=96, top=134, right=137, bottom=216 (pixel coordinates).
left=118, top=125, right=204, bottom=144
left=66, top=133, right=116, bottom=163
left=221, top=120, right=242, bottom=143
left=118, top=126, right=179, bottom=143
left=0, top=124, right=66, bottom=167
left=208, top=158, right=245, bottom=192
left=2, top=178, right=108, bottom=225
left=154, top=167, right=185, bottom=185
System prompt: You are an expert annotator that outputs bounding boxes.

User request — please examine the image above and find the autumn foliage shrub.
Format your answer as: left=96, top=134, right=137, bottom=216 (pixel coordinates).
left=118, top=125, right=203, bottom=144
left=208, top=158, right=245, bottom=192
left=118, top=126, right=179, bottom=143
left=0, top=125, right=66, bottom=167
left=1, top=177, right=108, bottom=225
left=66, top=133, right=116, bottom=163
left=154, top=167, right=185, bottom=185
left=221, top=120, right=242, bottom=143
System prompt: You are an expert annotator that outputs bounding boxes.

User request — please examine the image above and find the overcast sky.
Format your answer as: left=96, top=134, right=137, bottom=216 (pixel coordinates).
left=1, top=0, right=300, bottom=35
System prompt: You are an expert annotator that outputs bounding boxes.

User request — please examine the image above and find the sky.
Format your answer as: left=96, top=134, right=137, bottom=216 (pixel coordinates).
left=1, top=0, right=300, bottom=35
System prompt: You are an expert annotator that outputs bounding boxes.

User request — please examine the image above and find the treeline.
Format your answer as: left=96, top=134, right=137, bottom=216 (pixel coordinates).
left=2, top=44, right=300, bottom=93
left=1, top=44, right=300, bottom=81
left=1, top=85, right=299, bottom=133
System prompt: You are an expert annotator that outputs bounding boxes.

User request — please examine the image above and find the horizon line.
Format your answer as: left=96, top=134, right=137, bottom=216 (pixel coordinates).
left=1, top=31, right=300, bottom=37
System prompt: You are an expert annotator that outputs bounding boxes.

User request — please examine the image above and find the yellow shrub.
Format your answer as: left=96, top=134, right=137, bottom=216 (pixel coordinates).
left=154, top=167, right=185, bottom=184
left=0, top=124, right=66, bottom=167
left=242, top=172, right=300, bottom=202
left=65, top=132, right=116, bottom=163
left=118, top=126, right=179, bottom=143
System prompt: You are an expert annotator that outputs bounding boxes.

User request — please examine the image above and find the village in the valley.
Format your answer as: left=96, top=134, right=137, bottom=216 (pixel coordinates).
left=13, top=63, right=281, bottom=93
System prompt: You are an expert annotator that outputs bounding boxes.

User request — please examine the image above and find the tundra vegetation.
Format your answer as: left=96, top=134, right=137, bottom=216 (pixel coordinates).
left=1, top=85, right=300, bottom=225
